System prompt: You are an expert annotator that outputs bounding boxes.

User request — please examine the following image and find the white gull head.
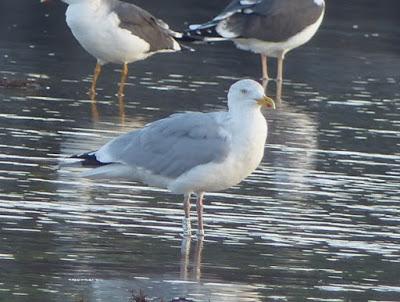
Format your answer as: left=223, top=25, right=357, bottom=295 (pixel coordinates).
left=227, top=79, right=275, bottom=111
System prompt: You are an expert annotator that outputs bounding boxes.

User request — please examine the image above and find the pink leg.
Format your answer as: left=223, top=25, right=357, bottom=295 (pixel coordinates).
left=277, top=54, right=284, bottom=83
left=260, top=54, right=269, bottom=81
left=196, top=192, right=205, bottom=237
left=182, top=194, right=191, bottom=236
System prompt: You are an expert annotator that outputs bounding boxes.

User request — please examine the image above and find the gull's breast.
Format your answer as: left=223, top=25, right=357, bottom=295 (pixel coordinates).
left=169, top=113, right=268, bottom=194
left=65, top=3, right=151, bottom=64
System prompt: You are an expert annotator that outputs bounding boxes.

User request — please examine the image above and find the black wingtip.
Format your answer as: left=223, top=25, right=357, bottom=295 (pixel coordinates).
left=186, top=22, right=224, bottom=38
left=71, top=151, right=108, bottom=167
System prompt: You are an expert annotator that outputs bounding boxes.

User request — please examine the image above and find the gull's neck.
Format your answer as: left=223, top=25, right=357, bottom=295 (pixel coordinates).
left=228, top=102, right=263, bottom=121
left=227, top=103, right=266, bottom=143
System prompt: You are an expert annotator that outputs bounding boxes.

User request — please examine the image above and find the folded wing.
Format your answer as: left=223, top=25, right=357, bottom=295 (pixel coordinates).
left=110, top=0, right=180, bottom=51
left=186, top=0, right=324, bottom=42
left=94, top=112, right=231, bottom=179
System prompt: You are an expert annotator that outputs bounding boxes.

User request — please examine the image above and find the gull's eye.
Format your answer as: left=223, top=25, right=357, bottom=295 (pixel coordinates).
left=240, top=89, right=248, bottom=94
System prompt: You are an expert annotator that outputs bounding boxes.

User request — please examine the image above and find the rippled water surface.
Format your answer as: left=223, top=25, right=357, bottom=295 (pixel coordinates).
left=1, top=0, right=399, bottom=301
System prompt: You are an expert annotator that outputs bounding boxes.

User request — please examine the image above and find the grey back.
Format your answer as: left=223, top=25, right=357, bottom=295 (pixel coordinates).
left=96, top=112, right=232, bottom=179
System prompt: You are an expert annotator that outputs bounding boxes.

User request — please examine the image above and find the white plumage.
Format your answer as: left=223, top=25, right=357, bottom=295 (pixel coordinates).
left=51, top=0, right=182, bottom=97
left=72, top=79, right=276, bottom=236
left=66, top=3, right=152, bottom=65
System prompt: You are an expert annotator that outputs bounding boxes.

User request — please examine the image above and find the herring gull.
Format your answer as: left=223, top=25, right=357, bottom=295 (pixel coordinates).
left=71, top=79, right=275, bottom=236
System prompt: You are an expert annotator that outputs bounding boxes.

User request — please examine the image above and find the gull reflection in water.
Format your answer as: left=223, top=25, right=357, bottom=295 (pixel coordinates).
left=180, top=237, right=204, bottom=282
left=90, top=93, right=127, bottom=125
left=262, top=79, right=283, bottom=103
left=77, top=237, right=265, bottom=301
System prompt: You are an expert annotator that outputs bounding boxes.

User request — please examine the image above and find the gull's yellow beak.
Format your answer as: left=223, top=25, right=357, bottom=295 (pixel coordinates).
left=257, top=95, right=276, bottom=109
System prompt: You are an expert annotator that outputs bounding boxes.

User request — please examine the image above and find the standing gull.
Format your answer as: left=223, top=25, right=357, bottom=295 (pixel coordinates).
left=70, top=79, right=275, bottom=236
left=42, top=0, right=184, bottom=97
left=184, top=0, right=325, bottom=82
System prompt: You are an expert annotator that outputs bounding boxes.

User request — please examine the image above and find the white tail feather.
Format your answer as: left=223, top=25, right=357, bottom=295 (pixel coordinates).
left=80, top=164, right=132, bottom=179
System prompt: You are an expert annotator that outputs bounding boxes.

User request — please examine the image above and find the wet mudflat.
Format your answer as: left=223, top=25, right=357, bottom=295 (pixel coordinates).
left=0, top=0, right=399, bottom=301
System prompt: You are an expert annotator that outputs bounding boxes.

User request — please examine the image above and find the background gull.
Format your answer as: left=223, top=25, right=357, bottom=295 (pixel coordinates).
left=184, top=0, right=325, bottom=82
left=41, top=0, right=186, bottom=98
left=69, top=79, right=275, bottom=236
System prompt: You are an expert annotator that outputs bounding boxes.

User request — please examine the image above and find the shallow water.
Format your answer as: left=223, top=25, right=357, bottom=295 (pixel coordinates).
left=1, top=0, right=399, bottom=301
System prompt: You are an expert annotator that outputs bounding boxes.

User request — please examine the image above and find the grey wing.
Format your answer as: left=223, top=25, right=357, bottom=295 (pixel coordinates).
left=95, top=112, right=231, bottom=179
left=215, top=0, right=324, bottom=42
left=109, top=0, right=179, bottom=52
